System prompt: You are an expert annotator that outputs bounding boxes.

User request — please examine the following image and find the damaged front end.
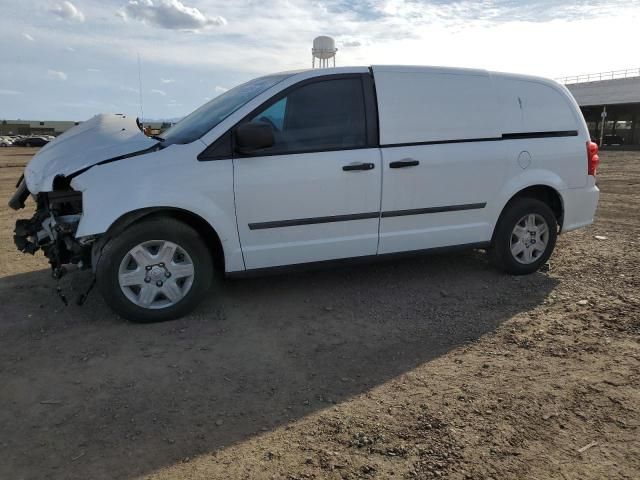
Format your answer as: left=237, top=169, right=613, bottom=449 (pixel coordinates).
left=7, top=113, right=160, bottom=305
left=11, top=176, right=91, bottom=278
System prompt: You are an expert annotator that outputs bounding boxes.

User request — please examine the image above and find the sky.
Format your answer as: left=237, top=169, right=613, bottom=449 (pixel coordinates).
left=1, top=0, right=639, bottom=121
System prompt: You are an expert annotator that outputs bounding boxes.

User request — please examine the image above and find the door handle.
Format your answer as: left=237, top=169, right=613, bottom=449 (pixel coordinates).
left=389, top=159, right=420, bottom=168
left=342, top=162, right=375, bottom=171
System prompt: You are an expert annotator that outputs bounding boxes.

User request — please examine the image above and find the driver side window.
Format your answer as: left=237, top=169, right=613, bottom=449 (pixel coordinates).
left=246, top=77, right=367, bottom=154
left=257, top=97, right=287, bottom=131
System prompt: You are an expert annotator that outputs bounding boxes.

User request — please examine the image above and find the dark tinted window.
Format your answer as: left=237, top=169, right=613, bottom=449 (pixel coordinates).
left=247, top=77, right=366, bottom=154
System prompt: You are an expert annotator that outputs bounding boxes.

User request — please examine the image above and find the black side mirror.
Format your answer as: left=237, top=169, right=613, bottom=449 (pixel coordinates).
left=235, top=122, right=275, bottom=154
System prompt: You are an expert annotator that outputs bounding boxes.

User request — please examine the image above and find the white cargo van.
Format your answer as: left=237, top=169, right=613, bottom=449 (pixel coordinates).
left=9, top=66, right=600, bottom=322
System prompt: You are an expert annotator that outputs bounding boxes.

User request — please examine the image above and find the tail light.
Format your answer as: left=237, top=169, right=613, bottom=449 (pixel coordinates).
left=587, top=141, right=599, bottom=176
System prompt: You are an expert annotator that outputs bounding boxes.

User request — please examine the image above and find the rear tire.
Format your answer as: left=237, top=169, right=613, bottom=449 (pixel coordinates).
left=489, top=197, right=557, bottom=275
left=96, top=216, right=213, bottom=323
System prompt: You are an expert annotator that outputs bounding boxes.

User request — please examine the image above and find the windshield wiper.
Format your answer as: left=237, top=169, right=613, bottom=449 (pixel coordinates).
left=150, top=135, right=165, bottom=142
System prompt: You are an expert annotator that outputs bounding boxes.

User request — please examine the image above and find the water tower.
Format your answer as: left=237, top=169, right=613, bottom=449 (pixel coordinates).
left=312, top=36, right=337, bottom=68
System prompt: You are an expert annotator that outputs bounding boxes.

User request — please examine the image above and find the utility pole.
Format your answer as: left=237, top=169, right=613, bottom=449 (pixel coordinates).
left=599, top=106, right=607, bottom=147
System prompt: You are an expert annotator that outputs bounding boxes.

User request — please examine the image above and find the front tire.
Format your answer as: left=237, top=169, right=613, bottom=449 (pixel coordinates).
left=96, top=217, right=213, bottom=323
left=489, top=198, right=558, bottom=275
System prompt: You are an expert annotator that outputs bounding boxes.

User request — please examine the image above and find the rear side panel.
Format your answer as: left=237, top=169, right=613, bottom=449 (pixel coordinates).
left=491, top=74, right=599, bottom=232
left=373, top=66, right=501, bottom=144
left=371, top=66, right=595, bottom=254
left=493, top=74, right=589, bottom=189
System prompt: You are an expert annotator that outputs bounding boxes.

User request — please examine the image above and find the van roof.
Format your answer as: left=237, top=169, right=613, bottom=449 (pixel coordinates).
left=371, top=65, right=489, bottom=76
left=281, top=65, right=560, bottom=86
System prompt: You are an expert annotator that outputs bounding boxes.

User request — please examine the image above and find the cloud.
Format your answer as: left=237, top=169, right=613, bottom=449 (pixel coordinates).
left=214, top=85, right=228, bottom=95
left=23, top=33, right=34, bottom=41
left=151, top=89, right=167, bottom=96
left=342, top=40, right=361, bottom=47
left=46, top=69, right=68, bottom=81
left=87, top=68, right=101, bottom=72
left=2, top=0, right=640, bottom=121
left=0, top=89, right=22, bottom=95
left=368, top=0, right=637, bottom=27
left=161, top=78, right=175, bottom=83
left=121, top=0, right=227, bottom=30
left=51, top=1, right=85, bottom=22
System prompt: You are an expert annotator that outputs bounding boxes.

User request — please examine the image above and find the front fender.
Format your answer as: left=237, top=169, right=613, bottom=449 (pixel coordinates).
left=70, top=143, right=244, bottom=272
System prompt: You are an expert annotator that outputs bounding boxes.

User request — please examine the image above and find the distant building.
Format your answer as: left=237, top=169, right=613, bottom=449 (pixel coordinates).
left=0, top=119, right=172, bottom=137
left=0, top=120, right=80, bottom=136
left=562, top=69, right=640, bottom=147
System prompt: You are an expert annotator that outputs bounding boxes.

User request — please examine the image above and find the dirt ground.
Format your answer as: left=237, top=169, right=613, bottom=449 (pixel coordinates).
left=0, top=147, right=638, bottom=480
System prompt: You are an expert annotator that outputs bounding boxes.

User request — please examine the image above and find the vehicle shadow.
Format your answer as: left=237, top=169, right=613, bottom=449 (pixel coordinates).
left=0, top=249, right=558, bottom=479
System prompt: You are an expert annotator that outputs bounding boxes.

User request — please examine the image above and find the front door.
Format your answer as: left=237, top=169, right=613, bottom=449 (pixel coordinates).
left=233, top=75, right=382, bottom=270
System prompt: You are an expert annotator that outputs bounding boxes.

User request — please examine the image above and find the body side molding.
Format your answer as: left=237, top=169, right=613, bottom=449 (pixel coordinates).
left=380, top=130, right=578, bottom=149
left=381, top=203, right=486, bottom=218
left=249, top=212, right=380, bottom=230
left=248, top=203, right=487, bottom=230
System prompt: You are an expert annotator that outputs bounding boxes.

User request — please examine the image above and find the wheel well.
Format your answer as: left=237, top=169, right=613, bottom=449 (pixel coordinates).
left=101, top=208, right=225, bottom=271
left=504, top=185, right=564, bottom=230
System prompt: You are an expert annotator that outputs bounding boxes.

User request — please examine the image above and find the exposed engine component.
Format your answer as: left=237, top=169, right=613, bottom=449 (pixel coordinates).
left=13, top=186, right=91, bottom=272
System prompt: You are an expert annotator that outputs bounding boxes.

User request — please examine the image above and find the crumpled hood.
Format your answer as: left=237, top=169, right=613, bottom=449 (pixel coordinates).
left=24, top=113, right=158, bottom=193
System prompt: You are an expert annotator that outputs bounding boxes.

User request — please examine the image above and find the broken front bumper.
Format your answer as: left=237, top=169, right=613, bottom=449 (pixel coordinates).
left=9, top=179, right=90, bottom=272
left=8, top=176, right=29, bottom=210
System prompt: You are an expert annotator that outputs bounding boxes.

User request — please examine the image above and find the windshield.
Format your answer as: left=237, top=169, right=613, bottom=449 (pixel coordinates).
left=160, top=73, right=294, bottom=145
